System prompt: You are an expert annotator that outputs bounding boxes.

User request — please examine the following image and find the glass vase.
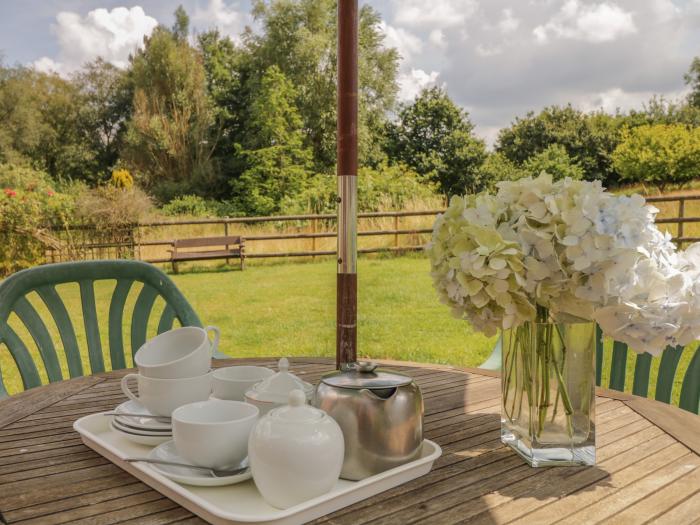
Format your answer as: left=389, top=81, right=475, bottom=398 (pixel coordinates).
left=501, top=318, right=596, bottom=467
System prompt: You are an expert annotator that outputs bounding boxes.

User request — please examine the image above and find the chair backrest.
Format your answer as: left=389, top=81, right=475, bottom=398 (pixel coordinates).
left=0, top=260, right=203, bottom=397
left=479, top=326, right=700, bottom=415
left=595, top=326, right=700, bottom=414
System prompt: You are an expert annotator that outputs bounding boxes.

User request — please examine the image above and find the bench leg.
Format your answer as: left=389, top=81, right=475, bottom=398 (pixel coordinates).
left=173, top=261, right=179, bottom=274
left=241, top=256, right=245, bottom=271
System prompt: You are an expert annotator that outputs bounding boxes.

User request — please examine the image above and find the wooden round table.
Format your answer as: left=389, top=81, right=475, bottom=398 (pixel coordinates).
left=1, top=358, right=699, bottom=524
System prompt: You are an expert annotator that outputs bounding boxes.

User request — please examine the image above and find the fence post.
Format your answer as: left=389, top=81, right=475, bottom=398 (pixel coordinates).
left=224, top=218, right=230, bottom=266
left=312, top=218, right=317, bottom=260
left=394, top=215, right=399, bottom=249
left=135, top=224, right=142, bottom=261
left=678, top=198, right=685, bottom=248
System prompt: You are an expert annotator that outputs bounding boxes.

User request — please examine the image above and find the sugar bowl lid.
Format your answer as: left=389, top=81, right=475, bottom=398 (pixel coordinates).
left=246, top=358, right=313, bottom=403
left=268, top=389, right=324, bottom=423
left=320, top=361, right=413, bottom=389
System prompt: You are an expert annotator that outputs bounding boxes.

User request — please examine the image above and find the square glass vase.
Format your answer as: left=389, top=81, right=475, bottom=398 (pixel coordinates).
left=500, top=319, right=596, bottom=467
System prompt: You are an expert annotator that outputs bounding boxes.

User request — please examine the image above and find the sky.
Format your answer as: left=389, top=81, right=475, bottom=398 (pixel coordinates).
left=1, top=0, right=700, bottom=145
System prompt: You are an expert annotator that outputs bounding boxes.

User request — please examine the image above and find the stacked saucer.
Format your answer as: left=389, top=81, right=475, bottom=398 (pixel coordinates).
left=110, top=400, right=172, bottom=446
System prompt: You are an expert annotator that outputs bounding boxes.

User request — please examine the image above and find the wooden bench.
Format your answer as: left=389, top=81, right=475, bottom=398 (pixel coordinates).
left=169, top=235, right=245, bottom=273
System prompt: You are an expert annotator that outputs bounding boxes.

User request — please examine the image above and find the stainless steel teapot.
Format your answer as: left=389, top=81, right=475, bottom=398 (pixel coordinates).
left=314, top=361, right=423, bottom=480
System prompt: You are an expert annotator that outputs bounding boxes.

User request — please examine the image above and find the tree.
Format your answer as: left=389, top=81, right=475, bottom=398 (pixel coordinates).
left=477, top=152, right=528, bottom=191
left=230, top=65, right=312, bottom=215
left=685, top=57, right=700, bottom=109
left=496, top=105, right=622, bottom=185
left=624, top=95, right=700, bottom=128
left=523, top=144, right=584, bottom=180
left=172, top=5, right=190, bottom=42
left=0, top=65, right=44, bottom=165
left=198, top=30, right=248, bottom=195
left=72, top=59, right=133, bottom=180
left=385, top=86, right=487, bottom=196
left=0, top=66, right=101, bottom=182
left=612, top=124, right=700, bottom=191
left=244, top=0, right=399, bottom=170
left=124, top=24, right=219, bottom=201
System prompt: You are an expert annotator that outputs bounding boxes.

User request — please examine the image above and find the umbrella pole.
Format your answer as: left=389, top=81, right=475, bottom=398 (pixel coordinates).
left=336, top=0, right=358, bottom=369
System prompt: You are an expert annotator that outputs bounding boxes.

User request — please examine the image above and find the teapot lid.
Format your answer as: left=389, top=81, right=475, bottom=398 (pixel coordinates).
left=268, top=389, right=324, bottom=423
left=320, top=361, right=413, bottom=389
left=247, top=358, right=313, bottom=403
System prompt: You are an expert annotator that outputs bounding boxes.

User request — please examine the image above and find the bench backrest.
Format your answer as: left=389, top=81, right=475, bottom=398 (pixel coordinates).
left=173, top=236, right=242, bottom=249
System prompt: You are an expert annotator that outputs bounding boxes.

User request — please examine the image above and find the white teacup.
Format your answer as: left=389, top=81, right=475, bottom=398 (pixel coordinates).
left=135, top=326, right=220, bottom=379
left=172, top=399, right=259, bottom=468
left=120, top=372, right=212, bottom=416
left=212, top=366, right=275, bottom=401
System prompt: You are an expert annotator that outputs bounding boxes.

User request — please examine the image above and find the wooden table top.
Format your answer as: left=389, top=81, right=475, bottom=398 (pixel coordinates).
left=1, top=357, right=699, bottom=525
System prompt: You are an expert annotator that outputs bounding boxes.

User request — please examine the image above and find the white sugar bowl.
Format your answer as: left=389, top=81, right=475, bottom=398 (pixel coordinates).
left=248, top=389, right=344, bottom=509
left=244, top=358, right=314, bottom=415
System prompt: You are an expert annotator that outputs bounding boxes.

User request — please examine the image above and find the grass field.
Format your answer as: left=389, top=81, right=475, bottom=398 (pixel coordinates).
left=1, top=254, right=696, bottom=407
left=0, top=256, right=495, bottom=396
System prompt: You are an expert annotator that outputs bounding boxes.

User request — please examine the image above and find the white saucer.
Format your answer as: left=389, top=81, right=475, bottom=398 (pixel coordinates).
left=109, top=420, right=171, bottom=446
left=146, top=441, right=252, bottom=487
left=112, top=418, right=172, bottom=436
left=114, top=400, right=171, bottom=431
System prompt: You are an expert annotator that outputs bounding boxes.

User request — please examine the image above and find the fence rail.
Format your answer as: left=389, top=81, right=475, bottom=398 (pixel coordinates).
left=46, top=193, right=700, bottom=265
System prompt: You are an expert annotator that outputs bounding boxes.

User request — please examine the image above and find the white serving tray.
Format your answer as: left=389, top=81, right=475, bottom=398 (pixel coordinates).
left=73, top=413, right=441, bottom=525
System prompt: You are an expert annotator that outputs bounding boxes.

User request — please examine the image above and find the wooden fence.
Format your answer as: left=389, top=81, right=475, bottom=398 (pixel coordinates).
left=46, top=193, right=700, bottom=265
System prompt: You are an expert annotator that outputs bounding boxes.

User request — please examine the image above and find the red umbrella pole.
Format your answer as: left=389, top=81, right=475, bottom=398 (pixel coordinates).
left=336, top=0, right=358, bottom=368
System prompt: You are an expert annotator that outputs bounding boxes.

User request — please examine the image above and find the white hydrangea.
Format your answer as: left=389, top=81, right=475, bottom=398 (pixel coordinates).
left=428, top=172, right=700, bottom=355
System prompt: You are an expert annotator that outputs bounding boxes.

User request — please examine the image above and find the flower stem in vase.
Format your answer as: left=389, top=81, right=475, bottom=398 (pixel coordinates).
left=500, top=314, right=595, bottom=467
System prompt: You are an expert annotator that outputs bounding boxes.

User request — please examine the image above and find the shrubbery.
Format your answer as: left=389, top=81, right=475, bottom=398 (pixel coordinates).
left=612, top=124, right=700, bottom=191
left=281, top=164, right=441, bottom=215
left=0, top=164, right=73, bottom=274
left=162, top=194, right=213, bottom=217
left=0, top=163, right=154, bottom=274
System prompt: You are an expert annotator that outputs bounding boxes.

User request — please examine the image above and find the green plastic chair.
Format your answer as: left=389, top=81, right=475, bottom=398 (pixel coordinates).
left=0, top=260, right=224, bottom=398
left=478, top=326, right=700, bottom=415
left=594, top=326, right=700, bottom=415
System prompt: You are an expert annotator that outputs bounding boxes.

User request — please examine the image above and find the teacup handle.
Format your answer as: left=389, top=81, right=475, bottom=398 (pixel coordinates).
left=205, top=326, right=220, bottom=356
left=121, top=373, right=141, bottom=403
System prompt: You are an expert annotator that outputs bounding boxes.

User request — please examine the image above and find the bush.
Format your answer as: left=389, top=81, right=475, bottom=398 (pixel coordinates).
left=75, top=185, right=152, bottom=227
left=612, top=124, right=700, bottom=191
left=0, top=164, right=74, bottom=275
left=281, top=163, right=440, bottom=214
left=161, top=194, right=213, bottom=217
left=110, top=169, right=134, bottom=189
left=523, top=144, right=584, bottom=181
left=478, top=152, right=528, bottom=192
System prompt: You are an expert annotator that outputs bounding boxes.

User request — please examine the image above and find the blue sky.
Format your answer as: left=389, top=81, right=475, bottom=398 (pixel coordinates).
left=1, top=0, right=699, bottom=144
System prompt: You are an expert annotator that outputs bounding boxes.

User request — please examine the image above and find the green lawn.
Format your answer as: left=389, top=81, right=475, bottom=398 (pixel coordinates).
left=2, top=255, right=695, bottom=407
left=0, top=256, right=496, bottom=396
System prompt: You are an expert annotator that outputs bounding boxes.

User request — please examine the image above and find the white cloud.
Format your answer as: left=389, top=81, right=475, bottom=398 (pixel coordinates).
left=475, top=44, right=503, bottom=57
left=379, top=21, right=423, bottom=62
left=576, top=86, right=689, bottom=113
left=33, top=6, right=157, bottom=76
left=393, top=0, right=479, bottom=29
left=498, top=9, right=520, bottom=34
left=192, top=0, right=248, bottom=40
left=398, top=69, right=440, bottom=101
left=533, top=1, right=637, bottom=44
left=429, top=29, right=448, bottom=50
left=650, top=0, right=680, bottom=22
left=476, top=125, right=502, bottom=149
